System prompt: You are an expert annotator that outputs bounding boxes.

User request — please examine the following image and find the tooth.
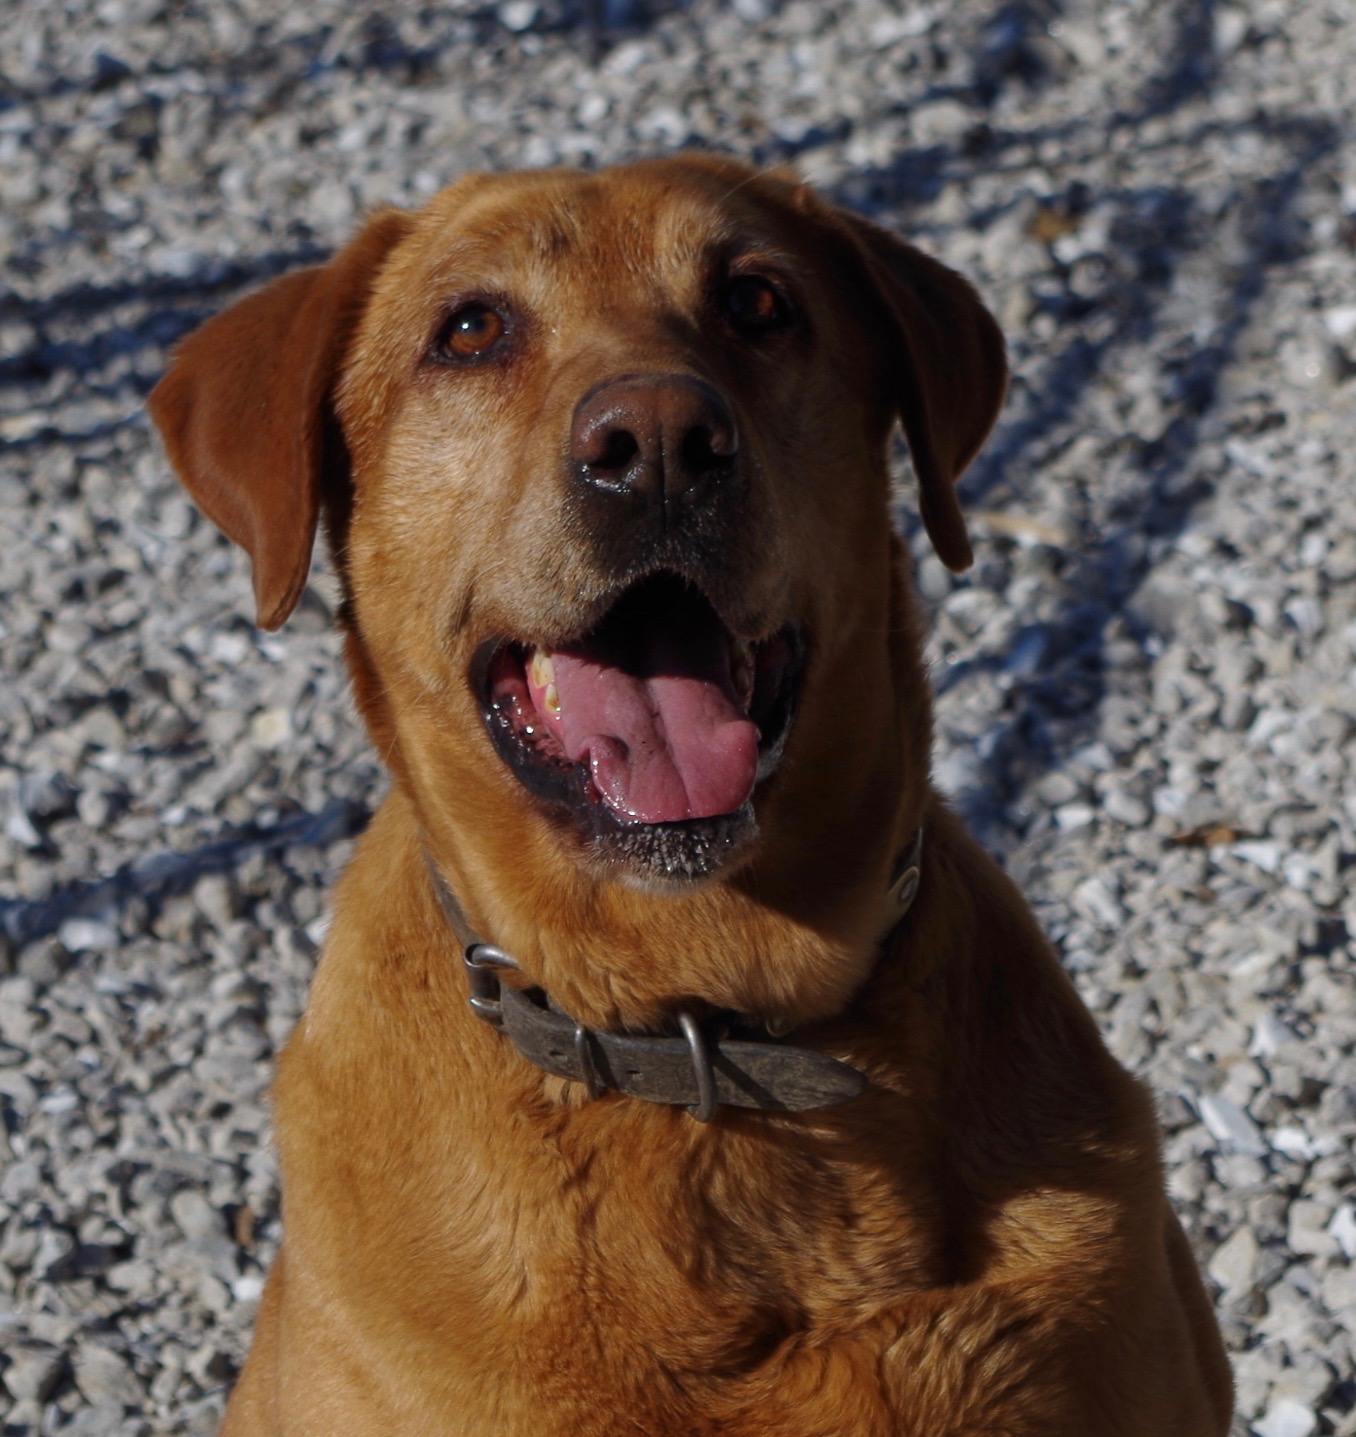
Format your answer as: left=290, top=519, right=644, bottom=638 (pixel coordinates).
left=544, top=682, right=561, bottom=717
left=731, top=639, right=755, bottom=703
left=529, top=649, right=555, bottom=690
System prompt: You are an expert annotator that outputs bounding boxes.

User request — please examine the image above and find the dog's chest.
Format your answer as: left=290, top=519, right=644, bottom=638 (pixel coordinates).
left=375, top=1106, right=957, bottom=1427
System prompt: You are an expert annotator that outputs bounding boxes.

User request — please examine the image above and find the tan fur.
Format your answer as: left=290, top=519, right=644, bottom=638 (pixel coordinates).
left=149, top=156, right=1232, bottom=1435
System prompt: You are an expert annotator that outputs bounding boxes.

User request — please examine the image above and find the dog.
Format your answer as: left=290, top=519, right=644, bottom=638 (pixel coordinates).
left=149, top=154, right=1232, bottom=1435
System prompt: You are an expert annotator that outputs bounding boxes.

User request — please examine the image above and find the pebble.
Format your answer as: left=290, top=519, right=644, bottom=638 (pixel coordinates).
left=1329, top=1205, right=1356, bottom=1261
left=1254, top=1399, right=1318, bottom=1437
left=1198, top=1093, right=1268, bottom=1158
left=2, top=1342, right=66, bottom=1402
left=1207, top=1225, right=1257, bottom=1302
left=71, top=1345, right=143, bottom=1409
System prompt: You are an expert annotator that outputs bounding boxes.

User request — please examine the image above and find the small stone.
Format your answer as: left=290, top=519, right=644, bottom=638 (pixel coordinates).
left=193, top=873, right=241, bottom=927
left=249, top=708, right=292, bottom=749
left=1035, top=771, right=1082, bottom=805
left=1323, top=305, right=1356, bottom=341
left=1071, top=875, right=1126, bottom=928
left=5, top=806, right=44, bottom=849
left=1327, top=1204, right=1356, bottom=1259
left=0, top=1159, right=42, bottom=1205
left=3, top=1340, right=66, bottom=1401
left=66, top=1402, right=130, bottom=1435
left=170, top=1189, right=222, bottom=1241
left=1102, top=789, right=1149, bottom=827
left=1271, top=1126, right=1316, bottom=1161
left=186, top=1344, right=236, bottom=1387
left=1287, top=1200, right=1337, bottom=1258
left=1250, top=1011, right=1300, bottom=1057
left=497, top=0, right=537, bottom=31
left=57, top=917, right=119, bottom=953
left=1213, top=5, right=1249, bottom=54
left=1198, top=1094, right=1268, bottom=1156
left=1207, top=1225, right=1257, bottom=1300
left=73, top=1343, right=144, bottom=1408
left=106, top=1258, right=158, bottom=1295
left=1232, top=841, right=1284, bottom=874
left=17, top=770, right=77, bottom=820
left=34, top=1225, right=76, bottom=1278
left=1055, top=802, right=1096, bottom=831
left=232, top=1272, right=265, bottom=1303
left=1318, top=1084, right=1356, bottom=1131
left=1254, top=1399, right=1317, bottom=1437
left=1213, top=1152, right=1268, bottom=1190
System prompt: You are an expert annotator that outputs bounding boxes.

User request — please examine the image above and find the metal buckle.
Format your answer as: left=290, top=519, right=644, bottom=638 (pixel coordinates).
left=678, top=1010, right=717, bottom=1123
left=463, top=944, right=520, bottom=1027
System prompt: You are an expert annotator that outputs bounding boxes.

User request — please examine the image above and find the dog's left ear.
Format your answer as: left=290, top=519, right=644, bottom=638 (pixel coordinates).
left=149, top=209, right=413, bottom=629
left=830, top=208, right=1008, bottom=572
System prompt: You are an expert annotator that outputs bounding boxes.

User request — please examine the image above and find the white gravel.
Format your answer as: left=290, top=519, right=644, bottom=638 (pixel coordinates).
left=1, top=1, right=1353, bottom=1433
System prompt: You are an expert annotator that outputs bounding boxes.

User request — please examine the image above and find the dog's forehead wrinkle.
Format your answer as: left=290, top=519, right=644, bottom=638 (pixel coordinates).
left=418, top=180, right=769, bottom=320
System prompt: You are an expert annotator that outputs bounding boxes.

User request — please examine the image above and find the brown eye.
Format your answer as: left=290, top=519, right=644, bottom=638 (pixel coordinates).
left=437, top=303, right=507, bottom=360
left=724, top=275, right=791, bottom=333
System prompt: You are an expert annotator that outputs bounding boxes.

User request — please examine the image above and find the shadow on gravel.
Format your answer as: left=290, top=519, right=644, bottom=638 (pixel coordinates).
left=736, top=0, right=1340, bottom=851
left=1139, top=0, right=1220, bottom=118
left=953, top=122, right=1336, bottom=850
left=1, top=2, right=685, bottom=107
left=0, top=2, right=693, bottom=453
left=0, top=246, right=333, bottom=451
left=0, top=799, right=368, bottom=953
left=861, top=0, right=1342, bottom=846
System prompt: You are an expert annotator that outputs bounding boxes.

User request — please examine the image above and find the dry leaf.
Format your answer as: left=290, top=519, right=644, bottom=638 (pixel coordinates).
left=1170, top=823, right=1249, bottom=848
left=1029, top=207, right=1080, bottom=243
left=972, top=510, right=1070, bottom=548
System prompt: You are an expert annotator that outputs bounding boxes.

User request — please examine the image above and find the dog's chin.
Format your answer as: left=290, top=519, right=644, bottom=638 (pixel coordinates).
left=582, top=805, right=759, bottom=893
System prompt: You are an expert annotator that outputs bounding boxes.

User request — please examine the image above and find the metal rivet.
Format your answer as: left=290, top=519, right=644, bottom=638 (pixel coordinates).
left=893, top=866, right=920, bottom=910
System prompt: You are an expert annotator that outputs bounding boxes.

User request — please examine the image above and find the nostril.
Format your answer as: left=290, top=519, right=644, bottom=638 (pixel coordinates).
left=593, top=428, right=640, bottom=473
left=681, top=424, right=737, bottom=475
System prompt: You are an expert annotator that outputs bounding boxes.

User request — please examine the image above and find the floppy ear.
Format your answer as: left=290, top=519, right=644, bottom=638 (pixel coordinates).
left=148, top=209, right=413, bottom=629
left=833, top=210, right=1008, bottom=572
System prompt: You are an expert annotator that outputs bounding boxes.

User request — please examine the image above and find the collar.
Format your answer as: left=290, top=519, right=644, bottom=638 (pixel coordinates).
left=424, top=829, right=922, bottom=1123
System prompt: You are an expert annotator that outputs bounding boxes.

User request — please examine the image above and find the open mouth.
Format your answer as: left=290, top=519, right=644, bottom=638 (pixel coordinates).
left=476, top=574, right=802, bottom=856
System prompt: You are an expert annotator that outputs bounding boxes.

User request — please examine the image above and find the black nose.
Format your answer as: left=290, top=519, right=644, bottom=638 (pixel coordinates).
left=569, top=373, right=738, bottom=525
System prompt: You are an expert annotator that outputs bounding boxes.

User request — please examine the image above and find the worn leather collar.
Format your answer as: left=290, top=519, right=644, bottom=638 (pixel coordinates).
left=424, top=829, right=922, bottom=1122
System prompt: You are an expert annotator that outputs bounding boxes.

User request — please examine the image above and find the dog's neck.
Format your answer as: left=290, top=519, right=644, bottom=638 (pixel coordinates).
left=402, top=773, right=929, bottom=1035
left=425, top=825, right=924, bottom=1009
left=422, top=844, right=917, bottom=1119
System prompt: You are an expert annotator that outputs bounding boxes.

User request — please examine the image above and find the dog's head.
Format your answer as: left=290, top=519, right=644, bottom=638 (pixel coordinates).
left=152, top=156, right=1003, bottom=925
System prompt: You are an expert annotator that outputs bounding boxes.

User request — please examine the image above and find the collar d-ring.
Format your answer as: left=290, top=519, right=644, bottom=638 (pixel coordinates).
left=677, top=1010, right=718, bottom=1123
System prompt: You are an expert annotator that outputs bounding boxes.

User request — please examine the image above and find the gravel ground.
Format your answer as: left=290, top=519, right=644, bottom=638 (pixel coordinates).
left=1, top=1, right=1353, bottom=1432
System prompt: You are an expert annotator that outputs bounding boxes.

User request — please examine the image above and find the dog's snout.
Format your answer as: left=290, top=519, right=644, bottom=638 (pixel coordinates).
left=569, top=374, right=738, bottom=522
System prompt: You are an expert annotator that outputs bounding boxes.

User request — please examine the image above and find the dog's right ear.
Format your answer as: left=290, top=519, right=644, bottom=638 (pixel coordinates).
left=149, top=209, right=413, bottom=630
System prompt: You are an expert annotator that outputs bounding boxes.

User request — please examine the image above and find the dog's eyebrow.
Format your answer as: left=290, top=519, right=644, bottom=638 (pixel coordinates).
left=415, top=211, right=595, bottom=291
left=528, top=215, right=580, bottom=260
left=709, top=231, right=814, bottom=289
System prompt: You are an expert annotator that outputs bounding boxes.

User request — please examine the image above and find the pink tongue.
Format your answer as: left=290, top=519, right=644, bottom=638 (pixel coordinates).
left=536, top=645, right=758, bottom=825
